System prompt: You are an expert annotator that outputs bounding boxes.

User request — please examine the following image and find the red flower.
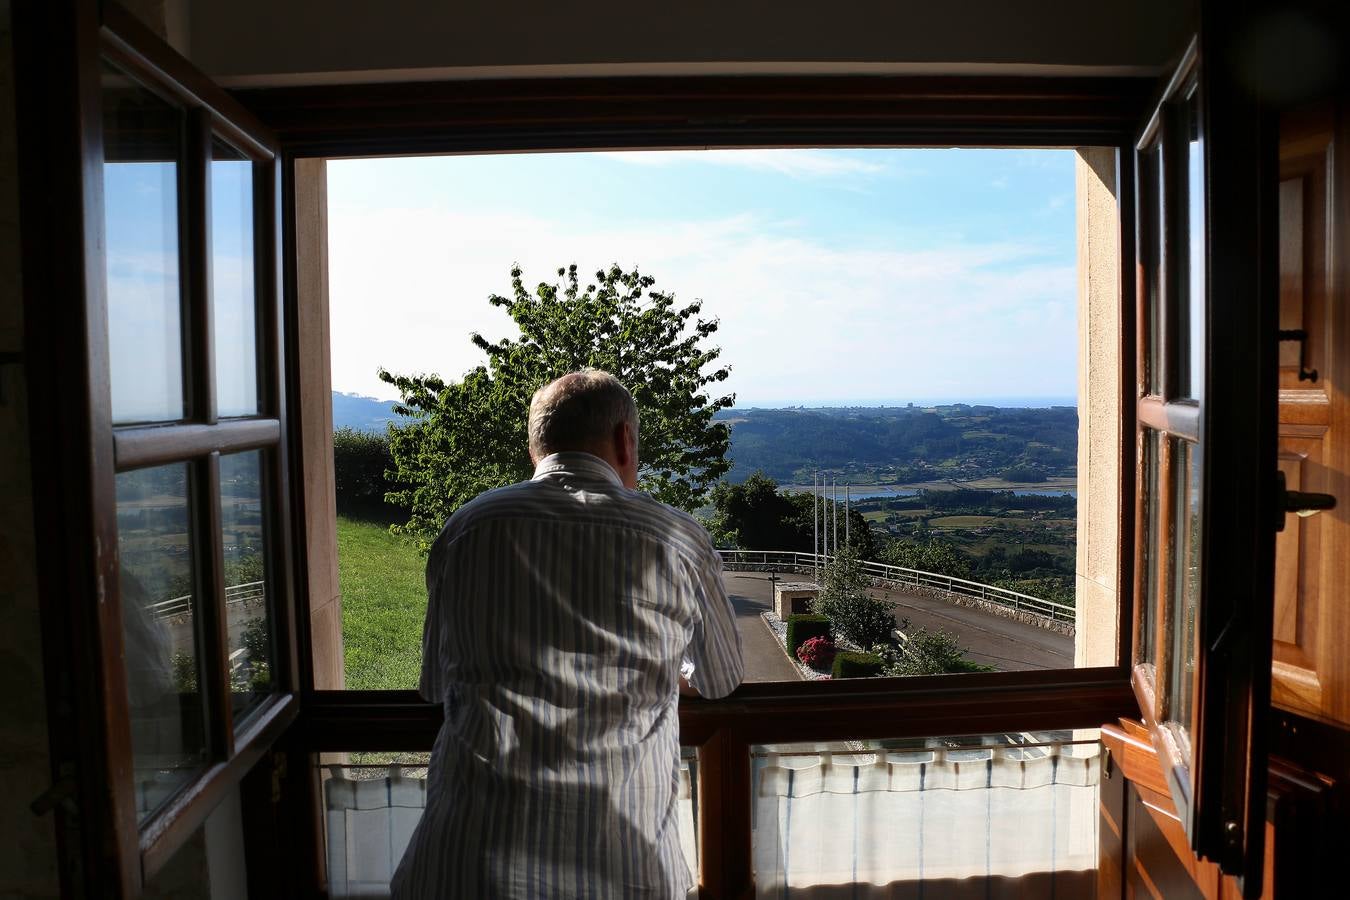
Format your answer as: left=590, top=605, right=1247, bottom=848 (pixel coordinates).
left=796, top=635, right=837, bottom=669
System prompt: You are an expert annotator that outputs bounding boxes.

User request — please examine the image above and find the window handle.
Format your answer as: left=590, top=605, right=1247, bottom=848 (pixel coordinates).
left=1277, top=329, right=1318, bottom=382
left=1274, top=470, right=1336, bottom=532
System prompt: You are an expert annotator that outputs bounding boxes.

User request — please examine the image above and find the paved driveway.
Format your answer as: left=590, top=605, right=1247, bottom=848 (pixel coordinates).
left=721, top=571, right=1073, bottom=681
left=721, top=572, right=801, bottom=682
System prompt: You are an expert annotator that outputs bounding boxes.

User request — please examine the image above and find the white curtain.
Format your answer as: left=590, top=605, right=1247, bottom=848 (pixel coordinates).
left=752, top=744, right=1100, bottom=899
left=323, top=765, right=698, bottom=899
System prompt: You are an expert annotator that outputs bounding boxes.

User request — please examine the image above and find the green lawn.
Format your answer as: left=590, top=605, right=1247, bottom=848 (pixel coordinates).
left=338, top=515, right=426, bottom=691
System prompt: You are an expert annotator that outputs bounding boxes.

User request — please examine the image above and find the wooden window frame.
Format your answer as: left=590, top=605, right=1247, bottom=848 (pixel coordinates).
left=1127, top=20, right=1281, bottom=889
left=16, top=3, right=300, bottom=893
left=237, top=75, right=1154, bottom=898
left=28, top=2, right=1256, bottom=897
left=1132, top=43, right=1206, bottom=822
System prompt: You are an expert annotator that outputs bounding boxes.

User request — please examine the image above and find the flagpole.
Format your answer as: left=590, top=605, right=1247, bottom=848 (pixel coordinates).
left=832, top=476, right=838, bottom=556
left=846, top=482, right=851, bottom=548
left=813, top=471, right=819, bottom=581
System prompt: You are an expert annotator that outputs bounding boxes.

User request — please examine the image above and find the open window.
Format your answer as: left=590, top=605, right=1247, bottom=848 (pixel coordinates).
left=16, top=1, right=1285, bottom=897
left=1129, top=29, right=1279, bottom=893
left=17, top=4, right=297, bottom=891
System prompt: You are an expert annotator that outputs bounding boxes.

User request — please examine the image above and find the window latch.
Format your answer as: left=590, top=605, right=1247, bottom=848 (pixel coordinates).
left=30, top=775, right=77, bottom=817
left=1274, top=470, right=1336, bottom=532
left=1277, top=329, right=1318, bottom=383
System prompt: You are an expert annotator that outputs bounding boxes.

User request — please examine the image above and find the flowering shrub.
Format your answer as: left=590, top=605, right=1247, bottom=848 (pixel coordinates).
left=796, top=635, right=838, bottom=669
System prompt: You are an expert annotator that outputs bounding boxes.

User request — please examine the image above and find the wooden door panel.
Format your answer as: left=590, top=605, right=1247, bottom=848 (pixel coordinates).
left=1271, top=433, right=1324, bottom=716
left=1273, top=105, right=1349, bottom=727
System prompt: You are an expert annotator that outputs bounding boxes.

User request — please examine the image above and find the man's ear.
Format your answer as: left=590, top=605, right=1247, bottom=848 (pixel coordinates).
left=614, top=421, right=634, bottom=467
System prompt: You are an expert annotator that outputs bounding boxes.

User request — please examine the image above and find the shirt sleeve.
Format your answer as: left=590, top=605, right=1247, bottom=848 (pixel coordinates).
left=683, top=540, right=744, bottom=699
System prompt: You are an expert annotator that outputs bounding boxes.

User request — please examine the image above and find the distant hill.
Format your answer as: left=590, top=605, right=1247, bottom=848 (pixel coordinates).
left=331, top=392, right=409, bottom=433
left=713, top=404, right=1077, bottom=484
left=332, top=392, right=1077, bottom=485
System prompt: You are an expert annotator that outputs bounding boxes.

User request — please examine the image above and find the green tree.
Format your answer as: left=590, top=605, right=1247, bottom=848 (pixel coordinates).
left=878, top=625, right=994, bottom=676
left=880, top=537, right=974, bottom=580
left=812, top=548, right=895, bottom=648
left=380, top=264, right=734, bottom=548
left=708, top=472, right=879, bottom=557
left=708, top=472, right=799, bottom=550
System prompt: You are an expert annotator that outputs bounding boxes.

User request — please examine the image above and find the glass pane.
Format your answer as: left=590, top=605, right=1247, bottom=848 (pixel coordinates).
left=1166, top=440, right=1201, bottom=763
left=102, top=62, right=185, bottom=424
left=219, top=450, right=274, bottom=723
left=1138, top=430, right=1161, bottom=672
left=752, top=733, right=1100, bottom=896
left=1174, top=87, right=1206, bottom=401
left=318, top=749, right=699, bottom=899
left=1140, top=140, right=1165, bottom=396
left=212, top=139, right=260, bottom=418
left=116, top=463, right=207, bottom=819
left=1186, top=89, right=1206, bottom=401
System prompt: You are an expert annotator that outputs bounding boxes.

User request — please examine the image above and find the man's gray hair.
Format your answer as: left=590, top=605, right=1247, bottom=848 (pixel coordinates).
left=528, top=370, right=639, bottom=459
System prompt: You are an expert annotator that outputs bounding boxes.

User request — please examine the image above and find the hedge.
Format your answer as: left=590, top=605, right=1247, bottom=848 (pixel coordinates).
left=786, top=614, right=831, bottom=657
left=832, top=650, right=885, bottom=679
left=333, top=428, right=408, bottom=521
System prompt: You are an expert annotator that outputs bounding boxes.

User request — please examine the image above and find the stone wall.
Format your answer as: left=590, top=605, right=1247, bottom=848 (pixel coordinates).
left=1073, top=149, right=1123, bottom=668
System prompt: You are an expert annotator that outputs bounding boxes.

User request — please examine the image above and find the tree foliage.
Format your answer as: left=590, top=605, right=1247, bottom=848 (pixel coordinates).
left=708, top=471, right=877, bottom=558
left=812, top=549, right=895, bottom=648
left=877, top=625, right=994, bottom=676
left=879, top=538, right=974, bottom=580
left=379, top=264, right=734, bottom=548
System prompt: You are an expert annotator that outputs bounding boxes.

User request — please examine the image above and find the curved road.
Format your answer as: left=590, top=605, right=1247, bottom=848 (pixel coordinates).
left=722, top=571, right=1073, bottom=682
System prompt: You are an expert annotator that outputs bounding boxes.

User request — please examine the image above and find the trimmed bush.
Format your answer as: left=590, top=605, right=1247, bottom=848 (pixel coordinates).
left=832, top=650, right=885, bottom=679
left=786, top=614, right=831, bottom=657
left=333, top=428, right=407, bottom=521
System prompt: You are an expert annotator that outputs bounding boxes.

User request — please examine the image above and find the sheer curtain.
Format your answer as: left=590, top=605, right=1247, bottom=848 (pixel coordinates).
left=323, top=764, right=699, bottom=899
left=752, top=742, right=1100, bottom=899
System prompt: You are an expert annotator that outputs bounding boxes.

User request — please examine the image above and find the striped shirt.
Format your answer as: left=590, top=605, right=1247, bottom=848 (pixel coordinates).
left=391, top=452, right=744, bottom=899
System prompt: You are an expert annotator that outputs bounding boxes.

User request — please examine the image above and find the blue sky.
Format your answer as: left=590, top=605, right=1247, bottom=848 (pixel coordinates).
left=326, top=148, right=1078, bottom=408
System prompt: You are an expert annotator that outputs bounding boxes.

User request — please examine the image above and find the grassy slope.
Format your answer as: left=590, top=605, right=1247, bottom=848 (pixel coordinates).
left=338, top=515, right=425, bottom=691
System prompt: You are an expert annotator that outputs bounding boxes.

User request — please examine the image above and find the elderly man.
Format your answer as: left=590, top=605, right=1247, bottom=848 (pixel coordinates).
left=392, top=370, right=743, bottom=899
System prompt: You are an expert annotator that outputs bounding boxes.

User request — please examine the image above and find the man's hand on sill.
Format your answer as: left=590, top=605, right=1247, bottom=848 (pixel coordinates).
left=679, top=675, right=699, bottom=698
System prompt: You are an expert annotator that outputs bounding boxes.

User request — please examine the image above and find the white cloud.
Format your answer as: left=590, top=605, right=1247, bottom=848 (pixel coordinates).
left=327, top=204, right=1076, bottom=406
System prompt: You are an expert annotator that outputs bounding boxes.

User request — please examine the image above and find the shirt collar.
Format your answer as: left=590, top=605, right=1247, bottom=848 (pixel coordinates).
left=531, top=451, right=624, bottom=488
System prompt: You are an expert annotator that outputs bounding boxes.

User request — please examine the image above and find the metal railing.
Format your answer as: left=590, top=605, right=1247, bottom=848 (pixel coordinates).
left=716, top=549, right=1075, bottom=625
left=147, top=580, right=266, bottom=620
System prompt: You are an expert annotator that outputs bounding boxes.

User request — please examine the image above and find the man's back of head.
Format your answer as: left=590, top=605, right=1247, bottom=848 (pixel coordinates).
left=528, top=370, right=640, bottom=488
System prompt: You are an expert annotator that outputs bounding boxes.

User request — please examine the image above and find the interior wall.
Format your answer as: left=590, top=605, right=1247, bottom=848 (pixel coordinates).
left=184, top=0, right=1194, bottom=86
left=0, top=0, right=61, bottom=895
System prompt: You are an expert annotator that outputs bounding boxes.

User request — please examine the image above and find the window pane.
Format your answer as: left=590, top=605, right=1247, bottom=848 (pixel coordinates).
left=1138, top=430, right=1161, bottom=673
left=1140, top=140, right=1165, bottom=396
left=752, top=733, right=1100, bottom=896
left=1186, top=91, right=1206, bottom=401
left=102, top=62, right=185, bottom=425
left=219, top=450, right=274, bottom=723
left=1174, top=87, right=1205, bottom=401
left=212, top=139, right=260, bottom=418
left=1166, top=440, right=1201, bottom=763
left=116, top=463, right=207, bottom=820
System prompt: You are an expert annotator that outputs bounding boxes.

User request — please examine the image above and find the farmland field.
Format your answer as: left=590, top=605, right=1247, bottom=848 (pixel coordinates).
left=929, top=515, right=998, bottom=527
